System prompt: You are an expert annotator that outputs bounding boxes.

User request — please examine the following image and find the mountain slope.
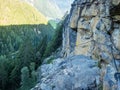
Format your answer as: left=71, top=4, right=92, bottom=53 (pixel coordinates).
left=52, top=0, right=74, bottom=14
left=33, top=0, right=63, bottom=19
left=23, top=0, right=74, bottom=19
left=0, top=0, right=48, bottom=25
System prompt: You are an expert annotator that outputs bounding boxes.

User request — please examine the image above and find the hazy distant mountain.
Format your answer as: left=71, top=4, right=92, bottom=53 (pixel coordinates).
left=33, top=0, right=63, bottom=19
left=23, top=0, right=74, bottom=19
left=53, top=0, right=74, bottom=14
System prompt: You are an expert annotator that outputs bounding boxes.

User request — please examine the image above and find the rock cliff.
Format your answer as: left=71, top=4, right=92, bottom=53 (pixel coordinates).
left=32, top=0, right=120, bottom=90
left=63, top=0, right=120, bottom=60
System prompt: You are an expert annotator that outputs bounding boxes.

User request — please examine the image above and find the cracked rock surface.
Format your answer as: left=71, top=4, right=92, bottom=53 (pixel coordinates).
left=62, top=0, right=120, bottom=89
left=32, top=56, right=100, bottom=90
left=33, top=0, right=120, bottom=90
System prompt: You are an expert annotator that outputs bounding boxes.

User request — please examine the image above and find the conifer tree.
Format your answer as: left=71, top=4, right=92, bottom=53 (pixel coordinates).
left=20, top=67, right=30, bottom=90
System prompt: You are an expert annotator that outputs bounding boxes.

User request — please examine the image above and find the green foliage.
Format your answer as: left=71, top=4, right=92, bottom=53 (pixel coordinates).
left=29, top=63, right=37, bottom=87
left=48, top=20, right=58, bottom=29
left=43, top=22, right=63, bottom=59
left=0, top=10, right=63, bottom=90
left=0, top=55, right=8, bottom=90
left=47, top=57, right=54, bottom=64
left=35, top=36, right=48, bottom=66
left=20, top=64, right=37, bottom=90
left=17, top=37, right=35, bottom=67
left=20, top=67, right=30, bottom=90
left=0, top=1, right=60, bottom=90
left=0, top=24, right=54, bottom=90
left=30, top=62, right=36, bottom=71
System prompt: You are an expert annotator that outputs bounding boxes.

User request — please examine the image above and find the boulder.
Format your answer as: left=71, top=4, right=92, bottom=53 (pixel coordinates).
left=32, top=55, right=100, bottom=90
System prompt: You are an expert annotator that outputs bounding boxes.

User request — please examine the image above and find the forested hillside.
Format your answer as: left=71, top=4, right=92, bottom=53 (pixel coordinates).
left=0, top=0, right=63, bottom=90
left=0, top=24, right=55, bottom=90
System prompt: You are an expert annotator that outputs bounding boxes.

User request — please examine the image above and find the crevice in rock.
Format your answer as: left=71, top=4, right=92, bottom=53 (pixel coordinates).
left=110, top=3, right=120, bottom=16
left=113, top=19, right=120, bottom=24
left=76, top=5, right=85, bottom=31
left=71, top=28, right=77, bottom=31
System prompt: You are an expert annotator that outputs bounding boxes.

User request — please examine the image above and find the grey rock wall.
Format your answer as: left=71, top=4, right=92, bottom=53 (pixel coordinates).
left=63, top=0, right=120, bottom=60
left=32, top=56, right=100, bottom=90
left=62, top=0, right=120, bottom=89
left=62, top=0, right=120, bottom=68
left=33, top=0, right=120, bottom=90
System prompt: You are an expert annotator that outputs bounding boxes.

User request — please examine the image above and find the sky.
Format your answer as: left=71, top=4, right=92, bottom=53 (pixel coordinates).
left=52, top=0, right=74, bottom=14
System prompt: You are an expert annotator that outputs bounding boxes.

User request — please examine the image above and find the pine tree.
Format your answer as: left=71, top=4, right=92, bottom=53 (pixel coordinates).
left=0, top=55, right=8, bottom=90
left=17, top=36, right=35, bottom=67
left=30, top=62, right=37, bottom=86
left=43, top=22, right=63, bottom=58
left=20, top=67, right=30, bottom=90
left=35, top=36, right=48, bottom=65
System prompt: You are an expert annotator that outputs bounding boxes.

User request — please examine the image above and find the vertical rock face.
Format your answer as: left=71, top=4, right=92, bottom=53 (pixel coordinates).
left=62, top=0, right=120, bottom=89
left=63, top=0, right=120, bottom=63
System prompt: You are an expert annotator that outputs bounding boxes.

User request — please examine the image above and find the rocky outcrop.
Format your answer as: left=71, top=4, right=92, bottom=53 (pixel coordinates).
left=33, top=0, right=120, bottom=90
left=63, top=0, right=120, bottom=60
left=62, top=0, right=120, bottom=89
left=32, top=56, right=100, bottom=90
